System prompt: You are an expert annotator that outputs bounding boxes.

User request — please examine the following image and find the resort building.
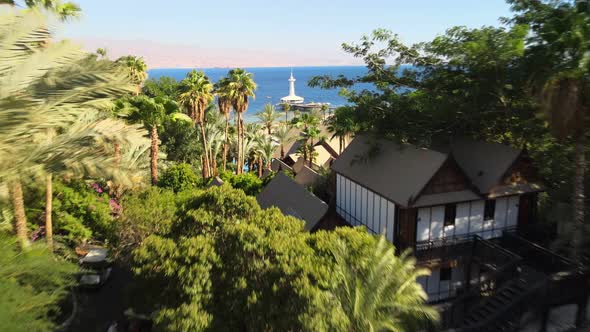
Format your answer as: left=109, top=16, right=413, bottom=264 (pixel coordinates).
left=331, top=135, right=588, bottom=331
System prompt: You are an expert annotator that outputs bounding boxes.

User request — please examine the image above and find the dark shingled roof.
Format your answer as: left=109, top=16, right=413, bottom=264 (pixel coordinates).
left=294, top=165, right=321, bottom=187
left=257, top=172, right=328, bottom=231
left=449, top=139, right=522, bottom=193
left=332, top=136, right=534, bottom=207
left=331, top=136, right=448, bottom=207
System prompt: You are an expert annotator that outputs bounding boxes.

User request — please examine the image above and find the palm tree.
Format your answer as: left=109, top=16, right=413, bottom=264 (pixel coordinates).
left=273, top=124, right=294, bottom=159
left=320, top=104, right=330, bottom=121
left=123, top=96, right=184, bottom=184
left=214, top=78, right=232, bottom=172
left=281, top=103, right=291, bottom=124
left=331, top=235, right=438, bottom=331
left=301, top=126, right=323, bottom=166
left=226, top=68, right=257, bottom=174
left=257, top=135, right=278, bottom=172
left=256, top=103, right=281, bottom=135
left=178, top=70, right=214, bottom=178
left=117, top=55, right=148, bottom=95
left=509, top=0, right=589, bottom=258
left=1, top=0, right=81, bottom=21
left=292, top=112, right=320, bottom=132
left=326, top=107, right=357, bottom=154
left=0, top=11, right=140, bottom=246
left=96, top=47, right=107, bottom=59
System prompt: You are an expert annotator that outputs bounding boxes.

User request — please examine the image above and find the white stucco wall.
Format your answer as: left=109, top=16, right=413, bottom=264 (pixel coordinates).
left=336, top=174, right=396, bottom=243
left=416, top=196, right=519, bottom=243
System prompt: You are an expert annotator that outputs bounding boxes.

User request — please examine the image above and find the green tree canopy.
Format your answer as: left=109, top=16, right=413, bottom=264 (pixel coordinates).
left=131, top=186, right=436, bottom=331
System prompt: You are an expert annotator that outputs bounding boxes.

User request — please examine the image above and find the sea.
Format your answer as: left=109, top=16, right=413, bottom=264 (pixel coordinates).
left=147, top=66, right=370, bottom=122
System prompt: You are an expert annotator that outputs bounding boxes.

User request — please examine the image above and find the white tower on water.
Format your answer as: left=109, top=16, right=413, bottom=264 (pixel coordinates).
left=280, top=68, right=304, bottom=104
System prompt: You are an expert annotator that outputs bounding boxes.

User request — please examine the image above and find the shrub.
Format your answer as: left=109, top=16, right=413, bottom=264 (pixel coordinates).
left=52, top=180, right=114, bottom=243
left=159, top=163, right=200, bottom=193
left=218, top=171, right=264, bottom=196
left=116, top=187, right=183, bottom=252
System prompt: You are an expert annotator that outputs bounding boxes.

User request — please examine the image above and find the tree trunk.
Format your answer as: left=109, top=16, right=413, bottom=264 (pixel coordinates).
left=223, top=114, right=229, bottom=172
left=45, top=174, right=53, bottom=250
left=571, top=131, right=586, bottom=258
left=237, top=113, right=243, bottom=174
left=285, top=110, right=288, bottom=124
left=10, top=180, right=28, bottom=246
left=150, top=126, right=159, bottom=185
left=114, top=142, right=121, bottom=167
left=257, top=158, right=263, bottom=178
left=200, top=123, right=211, bottom=179
left=309, top=139, right=314, bottom=166
left=280, top=144, right=285, bottom=159
left=267, top=126, right=272, bottom=135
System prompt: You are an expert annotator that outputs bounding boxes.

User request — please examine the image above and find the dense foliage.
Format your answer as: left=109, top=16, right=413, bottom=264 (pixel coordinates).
left=158, top=163, right=200, bottom=192
left=310, top=1, right=589, bottom=258
left=131, top=186, right=435, bottom=331
left=0, top=235, right=77, bottom=332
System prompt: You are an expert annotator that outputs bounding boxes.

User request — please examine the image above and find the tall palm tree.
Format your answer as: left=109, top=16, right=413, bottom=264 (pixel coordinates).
left=123, top=96, right=184, bottom=185
left=116, top=55, right=148, bottom=95
left=96, top=47, right=107, bottom=59
left=326, top=107, right=357, bottom=154
left=215, top=78, right=232, bottom=172
left=509, top=0, right=589, bottom=258
left=273, top=124, right=294, bottom=159
left=0, top=11, right=138, bottom=246
left=257, top=135, right=278, bottom=173
left=256, top=103, right=280, bottom=135
left=301, top=126, right=323, bottom=166
left=281, top=103, right=291, bottom=124
left=1, top=0, right=81, bottom=21
left=226, top=68, right=257, bottom=174
left=320, top=104, right=330, bottom=121
left=178, top=70, right=214, bottom=178
left=331, top=235, right=438, bottom=331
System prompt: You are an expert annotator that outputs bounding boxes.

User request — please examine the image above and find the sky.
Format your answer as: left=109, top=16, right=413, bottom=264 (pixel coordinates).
left=57, top=0, right=513, bottom=68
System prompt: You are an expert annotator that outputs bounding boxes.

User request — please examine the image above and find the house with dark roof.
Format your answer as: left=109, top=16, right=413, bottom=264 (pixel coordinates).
left=257, top=172, right=328, bottom=231
left=331, top=135, right=588, bottom=330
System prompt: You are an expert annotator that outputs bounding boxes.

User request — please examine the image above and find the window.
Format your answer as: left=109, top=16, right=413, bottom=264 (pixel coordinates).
left=444, top=204, right=456, bottom=226
left=440, top=267, right=452, bottom=281
left=484, top=199, right=496, bottom=221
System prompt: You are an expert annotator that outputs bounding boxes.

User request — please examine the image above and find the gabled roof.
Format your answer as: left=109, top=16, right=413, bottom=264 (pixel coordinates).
left=271, top=159, right=293, bottom=173
left=257, top=172, right=328, bottom=231
left=332, top=136, right=541, bottom=207
left=449, top=139, right=522, bottom=194
left=294, top=165, right=321, bottom=187
left=331, top=135, right=448, bottom=207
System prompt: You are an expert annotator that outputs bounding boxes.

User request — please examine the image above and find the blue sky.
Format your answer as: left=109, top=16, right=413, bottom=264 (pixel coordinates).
left=60, top=0, right=513, bottom=68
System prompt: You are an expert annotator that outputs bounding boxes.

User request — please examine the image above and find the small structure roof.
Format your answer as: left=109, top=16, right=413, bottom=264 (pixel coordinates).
left=271, top=159, right=293, bottom=172
left=207, top=176, right=224, bottom=188
left=294, top=165, right=321, bottom=187
left=257, top=172, right=328, bottom=231
left=313, top=144, right=334, bottom=169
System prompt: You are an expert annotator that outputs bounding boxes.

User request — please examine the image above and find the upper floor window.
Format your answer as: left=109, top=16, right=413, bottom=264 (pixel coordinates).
left=440, top=267, right=452, bottom=281
left=444, top=204, right=456, bottom=226
left=484, top=199, right=496, bottom=221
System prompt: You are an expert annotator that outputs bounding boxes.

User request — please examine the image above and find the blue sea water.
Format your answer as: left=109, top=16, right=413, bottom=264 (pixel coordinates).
left=147, top=66, right=370, bottom=122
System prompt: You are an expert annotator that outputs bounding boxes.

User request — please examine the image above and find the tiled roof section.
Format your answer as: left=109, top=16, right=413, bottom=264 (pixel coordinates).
left=256, top=172, right=328, bottom=231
